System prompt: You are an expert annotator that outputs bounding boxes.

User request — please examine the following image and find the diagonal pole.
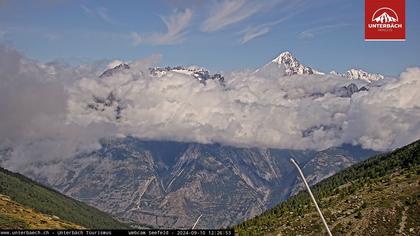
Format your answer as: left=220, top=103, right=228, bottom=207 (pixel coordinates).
left=290, top=158, right=333, bottom=236
left=192, top=214, right=202, bottom=230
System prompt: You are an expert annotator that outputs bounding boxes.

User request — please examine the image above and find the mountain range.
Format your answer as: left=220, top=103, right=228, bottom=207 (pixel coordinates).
left=100, top=51, right=384, bottom=83
left=0, top=51, right=398, bottom=229
left=261, top=51, right=384, bottom=83
left=12, top=138, right=376, bottom=228
left=82, top=51, right=384, bottom=124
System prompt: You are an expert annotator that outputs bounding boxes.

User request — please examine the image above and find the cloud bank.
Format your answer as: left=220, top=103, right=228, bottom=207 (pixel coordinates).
left=68, top=57, right=420, bottom=152
left=0, top=45, right=117, bottom=169
left=1, top=45, right=420, bottom=170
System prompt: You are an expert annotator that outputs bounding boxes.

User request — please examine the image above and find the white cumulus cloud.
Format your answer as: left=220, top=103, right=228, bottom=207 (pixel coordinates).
left=0, top=45, right=117, bottom=170
left=68, top=59, right=420, bottom=152
left=1, top=45, right=420, bottom=171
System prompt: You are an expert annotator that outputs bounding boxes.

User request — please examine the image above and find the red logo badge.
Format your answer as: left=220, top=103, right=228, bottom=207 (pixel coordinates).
left=365, top=0, right=405, bottom=41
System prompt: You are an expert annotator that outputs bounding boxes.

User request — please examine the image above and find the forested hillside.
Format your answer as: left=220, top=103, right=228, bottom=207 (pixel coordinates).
left=235, top=139, right=420, bottom=235
left=0, top=167, right=129, bottom=229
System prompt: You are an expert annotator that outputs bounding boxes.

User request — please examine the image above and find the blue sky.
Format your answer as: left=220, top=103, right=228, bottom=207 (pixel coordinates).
left=0, top=0, right=419, bottom=76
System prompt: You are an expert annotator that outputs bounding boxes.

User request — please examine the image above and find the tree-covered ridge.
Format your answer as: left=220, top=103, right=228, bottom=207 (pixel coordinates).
left=0, top=194, right=85, bottom=229
left=0, top=167, right=130, bottom=229
left=234, top=139, right=420, bottom=235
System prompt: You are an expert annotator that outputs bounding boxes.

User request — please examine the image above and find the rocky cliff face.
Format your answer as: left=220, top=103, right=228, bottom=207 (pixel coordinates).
left=289, top=145, right=375, bottom=196
left=20, top=138, right=376, bottom=229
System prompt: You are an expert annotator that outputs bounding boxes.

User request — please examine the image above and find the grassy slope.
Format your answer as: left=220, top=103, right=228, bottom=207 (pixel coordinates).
left=234, top=140, right=420, bottom=235
left=0, top=167, right=129, bottom=229
left=0, top=194, right=84, bottom=229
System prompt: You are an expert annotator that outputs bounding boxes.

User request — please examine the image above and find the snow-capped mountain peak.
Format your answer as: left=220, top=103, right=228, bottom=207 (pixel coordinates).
left=329, top=69, right=384, bottom=83
left=149, top=66, right=224, bottom=84
left=272, top=51, right=313, bottom=75
left=269, top=51, right=324, bottom=75
left=99, top=63, right=130, bottom=78
left=271, top=51, right=293, bottom=64
left=345, top=69, right=384, bottom=83
left=99, top=63, right=224, bottom=85
left=100, top=54, right=383, bottom=86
